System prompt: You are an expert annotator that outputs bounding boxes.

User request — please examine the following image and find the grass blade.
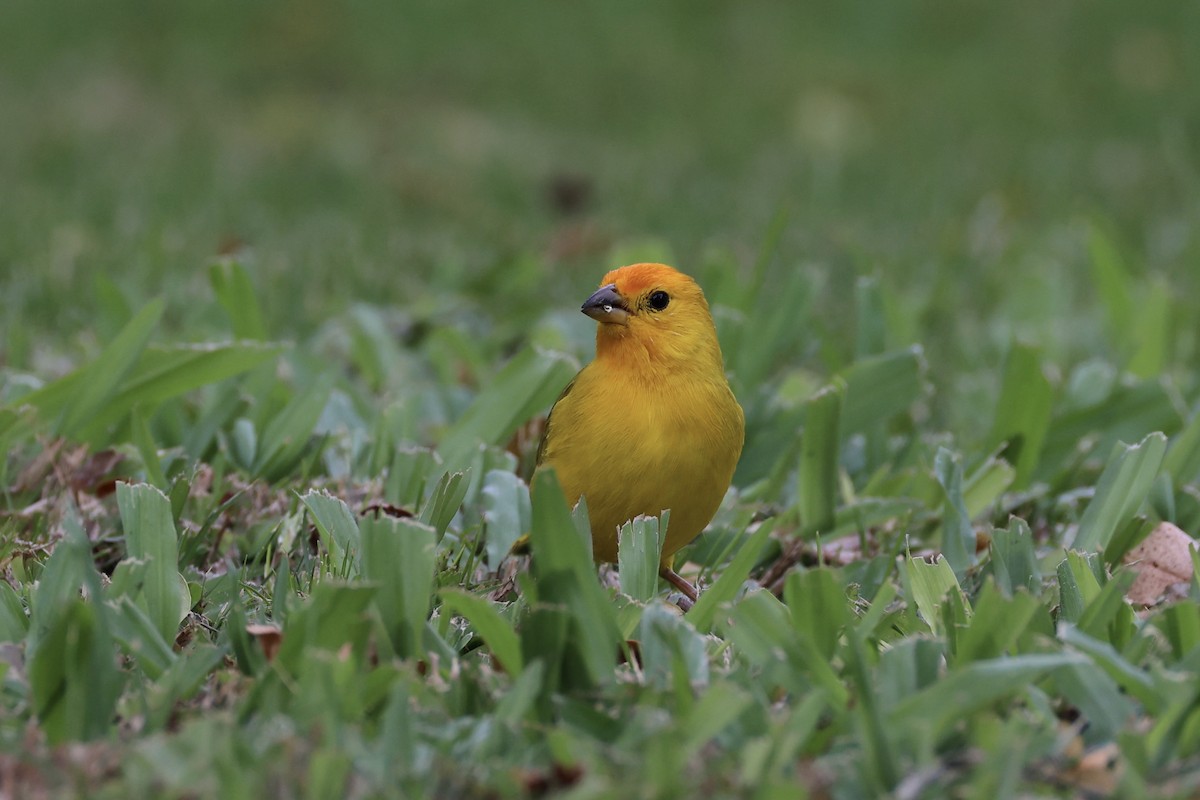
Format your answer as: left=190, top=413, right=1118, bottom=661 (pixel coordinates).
left=1057, top=551, right=1102, bottom=625
left=799, top=381, right=844, bottom=536
left=16, top=299, right=163, bottom=438
left=117, top=482, right=188, bottom=645
left=27, top=518, right=123, bottom=743
left=688, top=519, right=776, bottom=634
left=300, top=491, right=362, bottom=574
left=253, top=376, right=333, bottom=481
left=1040, top=380, right=1181, bottom=477
left=986, top=340, right=1054, bottom=488
left=1074, top=432, right=1168, bottom=551
left=783, top=567, right=851, bottom=660
left=1089, top=224, right=1134, bottom=341
left=439, top=347, right=576, bottom=471
left=617, top=514, right=664, bottom=602
left=638, top=602, right=708, bottom=689
left=1162, top=409, right=1200, bottom=488
left=209, top=260, right=268, bottom=340
left=953, top=581, right=1040, bottom=663
left=527, top=468, right=621, bottom=688
left=890, top=653, right=1087, bottom=746
left=731, top=266, right=813, bottom=393
left=904, top=554, right=965, bottom=637
left=481, top=469, right=531, bottom=568
left=440, top=588, right=523, bottom=675
left=107, top=596, right=177, bottom=679
left=934, top=448, right=975, bottom=576
left=990, top=516, right=1041, bottom=596
left=838, top=347, right=925, bottom=438
left=418, top=470, right=470, bottom=540
left=0, top=580, right=28, bottom=642
left=272, top=583, right=378, bottom=675
left=1128, top=276, right=1170, bottom=378
left=855, top=275, right=887, bottom=358
left=361, top=516, right=437, bottom=658
left=130, top=406, right=168, bottom=490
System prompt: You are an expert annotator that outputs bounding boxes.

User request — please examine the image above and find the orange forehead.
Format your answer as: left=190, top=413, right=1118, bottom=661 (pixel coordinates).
left=601, top=262, right=693, bottom=297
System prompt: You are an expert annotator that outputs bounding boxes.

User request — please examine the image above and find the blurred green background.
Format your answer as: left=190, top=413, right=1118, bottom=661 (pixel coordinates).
left=3, top=0, right=1198, bottom=430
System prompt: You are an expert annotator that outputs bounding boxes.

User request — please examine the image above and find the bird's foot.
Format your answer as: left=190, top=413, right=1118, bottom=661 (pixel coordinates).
left=659, top=565, right=698, bottom=611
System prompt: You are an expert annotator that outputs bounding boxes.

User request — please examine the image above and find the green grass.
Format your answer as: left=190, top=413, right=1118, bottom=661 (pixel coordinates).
left=3, top=1, right=1200, bottom=796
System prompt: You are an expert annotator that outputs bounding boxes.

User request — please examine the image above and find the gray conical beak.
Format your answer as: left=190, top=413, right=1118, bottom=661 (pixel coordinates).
left=581, top=283, right=630, bottom=325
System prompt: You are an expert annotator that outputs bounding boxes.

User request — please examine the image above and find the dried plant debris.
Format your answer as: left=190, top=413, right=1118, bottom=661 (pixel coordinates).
left=1123, top=521, right=1197, bottom=607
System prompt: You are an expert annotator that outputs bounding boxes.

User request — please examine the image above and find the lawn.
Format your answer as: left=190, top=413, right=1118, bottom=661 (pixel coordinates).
left=2, top=1, right=1200, bottom=796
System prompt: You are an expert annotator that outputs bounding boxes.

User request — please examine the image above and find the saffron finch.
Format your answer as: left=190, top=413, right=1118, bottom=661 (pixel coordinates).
left=537, top=263, right=744, bottom=601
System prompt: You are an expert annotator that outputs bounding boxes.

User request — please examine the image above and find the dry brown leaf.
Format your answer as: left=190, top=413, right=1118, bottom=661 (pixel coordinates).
left=1123, top=521, right=1197, bottom=606
left=245, top=624, right=283, bottom=662
left=360, top=500, right=414, bottom=519
left=9, top=439, right=66, bottom=493
left=1062, top=743, right=1122, bottom=795
left=68, top=449, right=125, bottom=496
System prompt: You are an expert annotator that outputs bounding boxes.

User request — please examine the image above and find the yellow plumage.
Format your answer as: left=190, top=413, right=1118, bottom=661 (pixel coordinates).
left=537, top=263, right=744, bottom=596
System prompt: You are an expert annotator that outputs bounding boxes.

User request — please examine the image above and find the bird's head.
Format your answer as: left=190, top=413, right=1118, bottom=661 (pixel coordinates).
left=582, top=263, right=724, bottom=370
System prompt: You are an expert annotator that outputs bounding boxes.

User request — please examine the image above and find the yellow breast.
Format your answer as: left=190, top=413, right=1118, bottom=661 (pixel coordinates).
left=539, top=360, right=744, bottom=564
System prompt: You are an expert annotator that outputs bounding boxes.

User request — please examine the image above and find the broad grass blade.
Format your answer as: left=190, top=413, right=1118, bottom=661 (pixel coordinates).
left=1050, top=661, right=1134, bottom=740
left=107, top=596, right=177, bottom=679
left=481, top=469, right=531, bottom=568
left=209, top=260, right=268, bottom=340
left=528, top=469, right=620, bottom=688
left=688, top=518, right=775, bottom=634
left=0, top=581, right=28, bottom=642
left=903, top=554, right=964, bottom=637
left=679, top=682, right=754, bottom=763
left=301, top=491, right=362, bottom=574
left=418, top=470, right=470, bottom=540
left=30, top=600, right=124, bottom=743
left=1128, top=277, right=1170, bottom=378
left=75, top=341, right=281, bottom=442
left=361, top=516, right=437, bottom=659
left=15, top=299, right=163, bottom=437
left=27, top=519, right=122, bottom=743
left=1040, top=382, right=1179, bottom=478
left=638, top=602, right=708, bottom=690
left=130, top=406, right=167, bottom=489
left=440, top=588, right=523, bottom=675
left=1059, top=625, right=1159, bottom=711
left=838, top=347, right=925, bottom=438
left=1089, top=224, right=1134, bottom=341
left=891, top=653, right=1087, bottom=746
left=855, top=275, right=886, bottom=358
left=387, top=446, right=437, bottom=509
left=253, top=376, right=333, bottom=481
left=934, top=448, right=975, bottom=576
left=1162, top=409, right=1200, bottom=488
left=117, top=482, right=188, bottom=645
left=986, top=340, right=1054, bottom=488
left=272, top=583, right=378, bottom=677
left=953, top=582, right=1040, bottom=664
left=1074, top=432, right=1167, bottom=551
left=617, top=515, right=664, bottom=602
left=439, top=347, right=575, bottom=472
left=783, top=567, right=850, bottom=660
left=990, top=516, right=1041, bottom=596
left=1057, top=551, right=1103, bottom=625
left=962, top=456, right=1015, bottom=519
left=732, top=266, right=813, bottom=393
left=799, top=382, right=844, bottom=537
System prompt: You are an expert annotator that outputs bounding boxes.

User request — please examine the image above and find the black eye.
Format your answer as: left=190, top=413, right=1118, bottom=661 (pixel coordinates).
left=647, top=290, right=670, bottom=311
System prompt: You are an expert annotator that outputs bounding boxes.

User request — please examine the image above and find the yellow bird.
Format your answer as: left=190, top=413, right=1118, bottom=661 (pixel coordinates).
left=536, top=263, right=745, bottom=601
